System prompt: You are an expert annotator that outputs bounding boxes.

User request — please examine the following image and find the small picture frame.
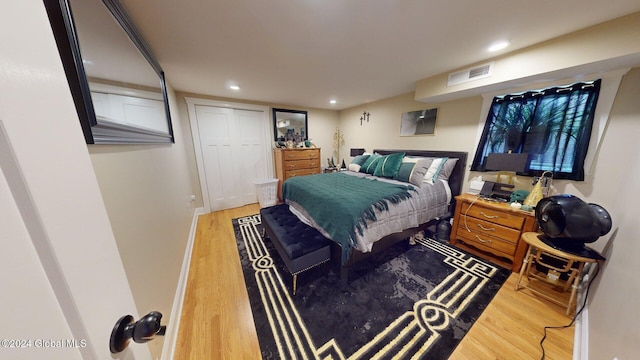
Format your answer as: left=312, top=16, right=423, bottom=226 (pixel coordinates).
left=400, top=108, right=437, bottom=136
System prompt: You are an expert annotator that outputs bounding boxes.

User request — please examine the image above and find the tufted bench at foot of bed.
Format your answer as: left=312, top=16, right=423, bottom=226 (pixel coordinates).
left=260, top=204, right=331, bottom=295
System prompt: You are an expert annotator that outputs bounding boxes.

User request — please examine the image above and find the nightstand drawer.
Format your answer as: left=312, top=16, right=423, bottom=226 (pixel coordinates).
left=461, top=202, right=525, bottom=229
left=457, top=227, right=517, bottom=256
left=462, top=217, right=521, bottom=243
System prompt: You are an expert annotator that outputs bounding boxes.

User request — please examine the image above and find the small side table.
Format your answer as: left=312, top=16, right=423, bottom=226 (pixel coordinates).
left=515, top=232, right=603, bottom=315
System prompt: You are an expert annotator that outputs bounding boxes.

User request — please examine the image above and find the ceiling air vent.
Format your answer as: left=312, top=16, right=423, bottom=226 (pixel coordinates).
left=447, top=62, right=493, bottom=87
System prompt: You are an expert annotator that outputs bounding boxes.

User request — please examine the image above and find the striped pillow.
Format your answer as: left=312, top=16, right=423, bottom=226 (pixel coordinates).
left=393, top=157, right=433, bottom=186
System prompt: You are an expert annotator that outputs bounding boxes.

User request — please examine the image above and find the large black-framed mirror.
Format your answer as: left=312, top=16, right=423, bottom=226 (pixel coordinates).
left=272, top=108, right=308, bottom=142
left=43, top=0, right=174, bottom=144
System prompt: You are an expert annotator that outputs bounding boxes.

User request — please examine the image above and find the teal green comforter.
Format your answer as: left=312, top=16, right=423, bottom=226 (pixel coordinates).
left=282, top=172, right=415, bottom=263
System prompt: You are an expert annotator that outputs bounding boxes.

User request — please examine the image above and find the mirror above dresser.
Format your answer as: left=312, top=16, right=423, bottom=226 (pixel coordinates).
left=273, top=108, right=308, bottom=142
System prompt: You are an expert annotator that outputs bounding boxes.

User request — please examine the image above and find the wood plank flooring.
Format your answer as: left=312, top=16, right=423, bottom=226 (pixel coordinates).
left=174, top=204, right=575, bottom=359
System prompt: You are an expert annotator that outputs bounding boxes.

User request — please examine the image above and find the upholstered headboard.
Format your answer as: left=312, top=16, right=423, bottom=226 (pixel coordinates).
left=373, top=149, right=468, bottom=216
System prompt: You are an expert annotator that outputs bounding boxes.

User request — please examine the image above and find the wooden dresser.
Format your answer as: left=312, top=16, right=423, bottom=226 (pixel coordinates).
left=449, top=193, right=537, bottom=272
left=273, top=148, right=321, bottom=200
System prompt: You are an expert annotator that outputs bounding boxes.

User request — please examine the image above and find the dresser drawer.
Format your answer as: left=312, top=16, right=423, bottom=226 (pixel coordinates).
left=283, top=159, right=320, bottom=171
left=282, top=149, right=319, bottom=161
left=274, top=148, right=321, bottom=201
left=462, top=216, right=521, bottom=243
left=460, top=202, right=525, bottom=229
left=457, top=226, right=517, bottom=257
left=284, top=168, right=319, bottom=180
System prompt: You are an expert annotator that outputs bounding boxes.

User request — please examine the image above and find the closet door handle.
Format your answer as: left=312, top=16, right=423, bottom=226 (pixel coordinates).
left=110, top=311, right=165, bottom=354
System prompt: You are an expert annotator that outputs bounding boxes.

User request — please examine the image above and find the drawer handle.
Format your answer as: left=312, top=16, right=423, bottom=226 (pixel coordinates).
left=288, top=155, right=295, bottom=158
left=289, top=164, right=296, bottom=168
left=475, top=235, right=492, bottom=244
left=479, top=211, right=499, bottom=219
left=476, top=223, right=496, bottom=232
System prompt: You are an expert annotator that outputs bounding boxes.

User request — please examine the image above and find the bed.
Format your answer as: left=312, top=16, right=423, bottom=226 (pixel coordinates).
left=282, top=149, right=468, bottom=282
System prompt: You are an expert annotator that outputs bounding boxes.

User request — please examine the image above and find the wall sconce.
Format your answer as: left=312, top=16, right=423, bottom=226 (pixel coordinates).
left=360, top=112, right=370, bottom=125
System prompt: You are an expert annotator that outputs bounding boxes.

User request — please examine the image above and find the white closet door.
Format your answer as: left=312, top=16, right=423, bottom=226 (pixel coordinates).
left=235, top=109, right=269, bottom=205
left=196, top=105, right=243, bottom=210
left=188, top=98, right=272, bottom=212
left=195, top=105, right=269, bottom=211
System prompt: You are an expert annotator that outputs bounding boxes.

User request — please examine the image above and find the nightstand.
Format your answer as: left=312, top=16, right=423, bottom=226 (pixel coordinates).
left=449, top=193, right=537, bottom=272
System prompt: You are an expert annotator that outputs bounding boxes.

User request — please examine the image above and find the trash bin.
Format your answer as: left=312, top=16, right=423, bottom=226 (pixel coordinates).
left=254, top=179, right=279, bottom=208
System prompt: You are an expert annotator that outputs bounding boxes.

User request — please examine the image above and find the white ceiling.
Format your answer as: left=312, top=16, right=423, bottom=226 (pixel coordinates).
left=118, top=0, right=640, bottom=110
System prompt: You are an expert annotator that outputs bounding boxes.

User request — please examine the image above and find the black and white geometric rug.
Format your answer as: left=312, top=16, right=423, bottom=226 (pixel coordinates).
left=233, top=214, right=510, bottom=359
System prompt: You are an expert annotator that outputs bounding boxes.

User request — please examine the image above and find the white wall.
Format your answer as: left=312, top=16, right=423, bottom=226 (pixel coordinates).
left=0, top=1, right=149, bottom=358
left=88, top=84, right=198, bottom=358
left=580, top=67, right=640, bottom=359
left=337, top=92, right=483, bottom=167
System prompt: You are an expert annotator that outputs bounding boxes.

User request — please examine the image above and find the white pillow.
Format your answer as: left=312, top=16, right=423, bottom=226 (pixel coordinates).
left=423, top=157, right=446, bottom=184
left=348, top=163, right=361, bottom=172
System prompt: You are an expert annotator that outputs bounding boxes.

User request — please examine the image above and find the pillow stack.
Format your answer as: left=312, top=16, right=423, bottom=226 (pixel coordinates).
left=347, top=152, right=458, bottom=186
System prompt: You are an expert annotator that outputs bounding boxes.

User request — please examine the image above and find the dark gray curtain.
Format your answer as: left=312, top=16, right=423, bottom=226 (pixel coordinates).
left=471, top=80, right=601, bottom=180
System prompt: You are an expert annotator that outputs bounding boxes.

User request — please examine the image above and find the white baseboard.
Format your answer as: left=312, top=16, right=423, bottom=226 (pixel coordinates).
left=572, top=263, right=598, bottom=360
left=573, top=306, right=589, bottom=359
left=161, top=207, right=205, bottom=360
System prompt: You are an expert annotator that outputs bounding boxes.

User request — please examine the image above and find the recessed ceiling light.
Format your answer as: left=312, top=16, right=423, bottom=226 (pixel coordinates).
left=330, top=99, right=337, bottom=105
left=229, top=85, right=240, bottom=91
left=488, top=41, right=509, bottom=52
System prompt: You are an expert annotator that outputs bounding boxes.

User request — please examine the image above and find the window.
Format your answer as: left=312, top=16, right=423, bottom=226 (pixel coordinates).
left=471, top=80, right=601, bottom=181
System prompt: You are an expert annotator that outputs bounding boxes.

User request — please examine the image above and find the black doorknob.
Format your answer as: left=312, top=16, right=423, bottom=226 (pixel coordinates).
left=110, top=311, right=166, bottom=353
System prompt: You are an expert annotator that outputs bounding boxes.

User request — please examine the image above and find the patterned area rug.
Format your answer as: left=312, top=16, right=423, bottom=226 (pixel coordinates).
left=233, top=214, right=510, bottom=359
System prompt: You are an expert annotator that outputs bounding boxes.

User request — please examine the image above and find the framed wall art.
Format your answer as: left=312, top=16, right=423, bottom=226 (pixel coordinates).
left=400, top=108, right=437, bottom=136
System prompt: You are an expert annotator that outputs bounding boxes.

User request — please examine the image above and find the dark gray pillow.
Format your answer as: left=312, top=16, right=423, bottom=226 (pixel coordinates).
left=437, top=158, right=459, bottom=181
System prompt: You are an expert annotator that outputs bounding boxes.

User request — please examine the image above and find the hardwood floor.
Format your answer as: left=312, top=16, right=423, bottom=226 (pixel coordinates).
left=174, top=204, right=575, bottom=359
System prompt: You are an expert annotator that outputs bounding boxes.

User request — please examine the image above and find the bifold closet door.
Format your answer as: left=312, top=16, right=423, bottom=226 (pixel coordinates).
left=195, top=105, right=268, bottom=211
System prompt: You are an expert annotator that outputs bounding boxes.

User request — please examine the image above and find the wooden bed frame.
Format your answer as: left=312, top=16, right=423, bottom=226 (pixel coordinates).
left=333, top=149, right=468, bottom=284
